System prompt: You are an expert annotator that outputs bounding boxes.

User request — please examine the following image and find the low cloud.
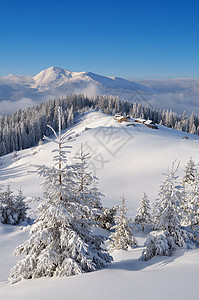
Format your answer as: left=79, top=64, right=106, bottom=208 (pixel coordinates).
left=0, top=98, right=37, bottom=115
left=0, top=89, right=198, bottom=117
left=147, top=93, right=199, bottom=115
left=74, top=83, right=101, bottom=98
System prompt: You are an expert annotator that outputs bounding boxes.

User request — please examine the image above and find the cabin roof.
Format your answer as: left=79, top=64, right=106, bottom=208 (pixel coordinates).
left=135, top=118, right=146, bottom=123
left=117, top=116, right=127, bottom=120
left=144, top=119, right=153, bottom=125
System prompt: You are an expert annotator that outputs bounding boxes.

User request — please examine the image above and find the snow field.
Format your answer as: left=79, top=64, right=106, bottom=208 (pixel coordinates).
left=1, top=111, right=199, bottom=299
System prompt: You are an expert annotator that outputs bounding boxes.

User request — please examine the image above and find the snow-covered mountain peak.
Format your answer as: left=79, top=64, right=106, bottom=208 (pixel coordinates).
left=1, top=66, right=199, bottom=115
left=33, top=66, right=73, bottom=86
left=33, top=66, right=96, bottom=88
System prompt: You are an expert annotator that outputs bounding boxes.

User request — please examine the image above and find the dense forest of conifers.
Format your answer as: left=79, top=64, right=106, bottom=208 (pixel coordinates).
left=0, top=94, right=199, bottom=156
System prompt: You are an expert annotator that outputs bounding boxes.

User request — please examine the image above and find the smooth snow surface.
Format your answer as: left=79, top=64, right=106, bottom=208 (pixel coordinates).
left=0, top=111, right=199, bottom=299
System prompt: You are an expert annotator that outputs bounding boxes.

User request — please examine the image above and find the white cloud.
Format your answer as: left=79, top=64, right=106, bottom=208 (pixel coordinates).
left=147, top=93, right=199, bottom=115
left=0, top=98, right=37, bottom=115
left=74, top=83, right=101, bottom=98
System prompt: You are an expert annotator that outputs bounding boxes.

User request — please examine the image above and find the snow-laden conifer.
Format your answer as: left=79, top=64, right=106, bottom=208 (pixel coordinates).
left=139, top=229, right=192, bottom=261
left=74, top=144, right=115, bottom=229
left=134, top=192, right=151, bottom=231
left=0, top=184, right=17, bottom=225
left=182, top=157, right=197, bottom=185
left=183, top=175, right=199, bottom=227
left=14, top=188, right=28, bottom=223
left=74, top=144, right=103, bottom=221
left=0, top=184, right=28, bottom=225
left=0, top=183, right=16, bottom=224
left=109, top=194, right=138, bottom=251
left=152, top=161, right=185, bottom=230
left=181, top=158, right=199, bottom=228
left=8, top=108, right=112, bottom=284
left=140, top=162, right=195, bottom=261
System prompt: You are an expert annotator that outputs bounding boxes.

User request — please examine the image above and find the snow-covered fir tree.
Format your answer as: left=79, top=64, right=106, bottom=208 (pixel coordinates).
left=74, top=144, right=116, bottom=229
left=109, top=194, right=138, bottom=251
left=152, top=161, right=184, bottom=230
left=140, top=162, right=195, bottom=261
left=74, top=144, right=103, bottom=220
left=180, top=158, right=199, bottom=228
left=182, top=174, right=199, bottom=228
left=0, top=183, right=15, bottom=224
left=134, top=192, right=151, bottom=231
left=0, top=184, right=27, bottom=225
left=0, top=183, right=18, bottom=225
left=14, top=188, right=28, bottom=223
left=182, top=157, right=197, bottom=185
left=8, top=108, right=112, bottom=284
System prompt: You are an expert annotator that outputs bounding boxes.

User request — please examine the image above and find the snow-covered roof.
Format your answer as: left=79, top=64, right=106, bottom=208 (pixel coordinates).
left=135, top=118, right=146, bottom=123
left=144, top=119, right=153, bottom=125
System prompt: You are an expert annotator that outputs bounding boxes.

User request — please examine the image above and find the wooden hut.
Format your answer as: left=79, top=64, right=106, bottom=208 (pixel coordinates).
left=117, top=116, right=128, bottom=123
left=144, top=119, right=158, bottom=129
left=114, top=113, right=122, bottom=120
left=135, top=118, right=146, bottom=124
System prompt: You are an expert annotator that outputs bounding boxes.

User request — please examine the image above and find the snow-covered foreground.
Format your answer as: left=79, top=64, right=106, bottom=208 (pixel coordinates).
left=1, top=237, right=199, bottom=300
left=1, top=110, right=199, bottom=299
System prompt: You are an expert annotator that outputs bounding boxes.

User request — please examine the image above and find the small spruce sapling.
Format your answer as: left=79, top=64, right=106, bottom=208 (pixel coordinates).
left=181, top=158, right=199, bottom=228
left=0, top=184, right=28, bottom=225
left=109, top=194, right=138, bottom=251
left=152, top=161, right=184, bottom=231
left=0, top=183, right=17, bottom=225
left=74, top=144, right=103, bottom=222
left=74, top=144, right=118, bottom=229
left=182, top=157, right=197, bottom=185
left=14, top=188, right=28, bottom=223
left=183, top=174, right=199, bottom=228
left=134, top=192, right=151, bottom=232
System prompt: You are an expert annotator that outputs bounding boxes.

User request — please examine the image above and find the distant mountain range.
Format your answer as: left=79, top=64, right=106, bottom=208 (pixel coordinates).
left=0, top=66, right=199, bottom=115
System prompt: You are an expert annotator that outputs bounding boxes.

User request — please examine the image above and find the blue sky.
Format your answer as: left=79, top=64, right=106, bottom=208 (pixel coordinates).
left=0, top=0, right=199, bottom=79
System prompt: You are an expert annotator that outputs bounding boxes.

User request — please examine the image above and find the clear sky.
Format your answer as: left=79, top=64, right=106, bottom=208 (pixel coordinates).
left=0, top=0, right=199, bottom=79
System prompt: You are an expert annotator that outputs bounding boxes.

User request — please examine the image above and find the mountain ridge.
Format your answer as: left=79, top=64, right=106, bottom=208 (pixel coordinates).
left=1, top=66, right=199, bottom=115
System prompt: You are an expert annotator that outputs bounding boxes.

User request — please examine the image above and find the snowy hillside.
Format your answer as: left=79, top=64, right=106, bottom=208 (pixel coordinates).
left=1, top=66, right=199, bottom=115
left=1, top=111, right=199, bottom=299
left=1, top=110, right=199, bottom=210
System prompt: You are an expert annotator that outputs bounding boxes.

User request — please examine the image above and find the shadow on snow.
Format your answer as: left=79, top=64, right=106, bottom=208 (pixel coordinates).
left=110, top=248, right=186, bottom=271
left=0, top=164, right=28, bottom=181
